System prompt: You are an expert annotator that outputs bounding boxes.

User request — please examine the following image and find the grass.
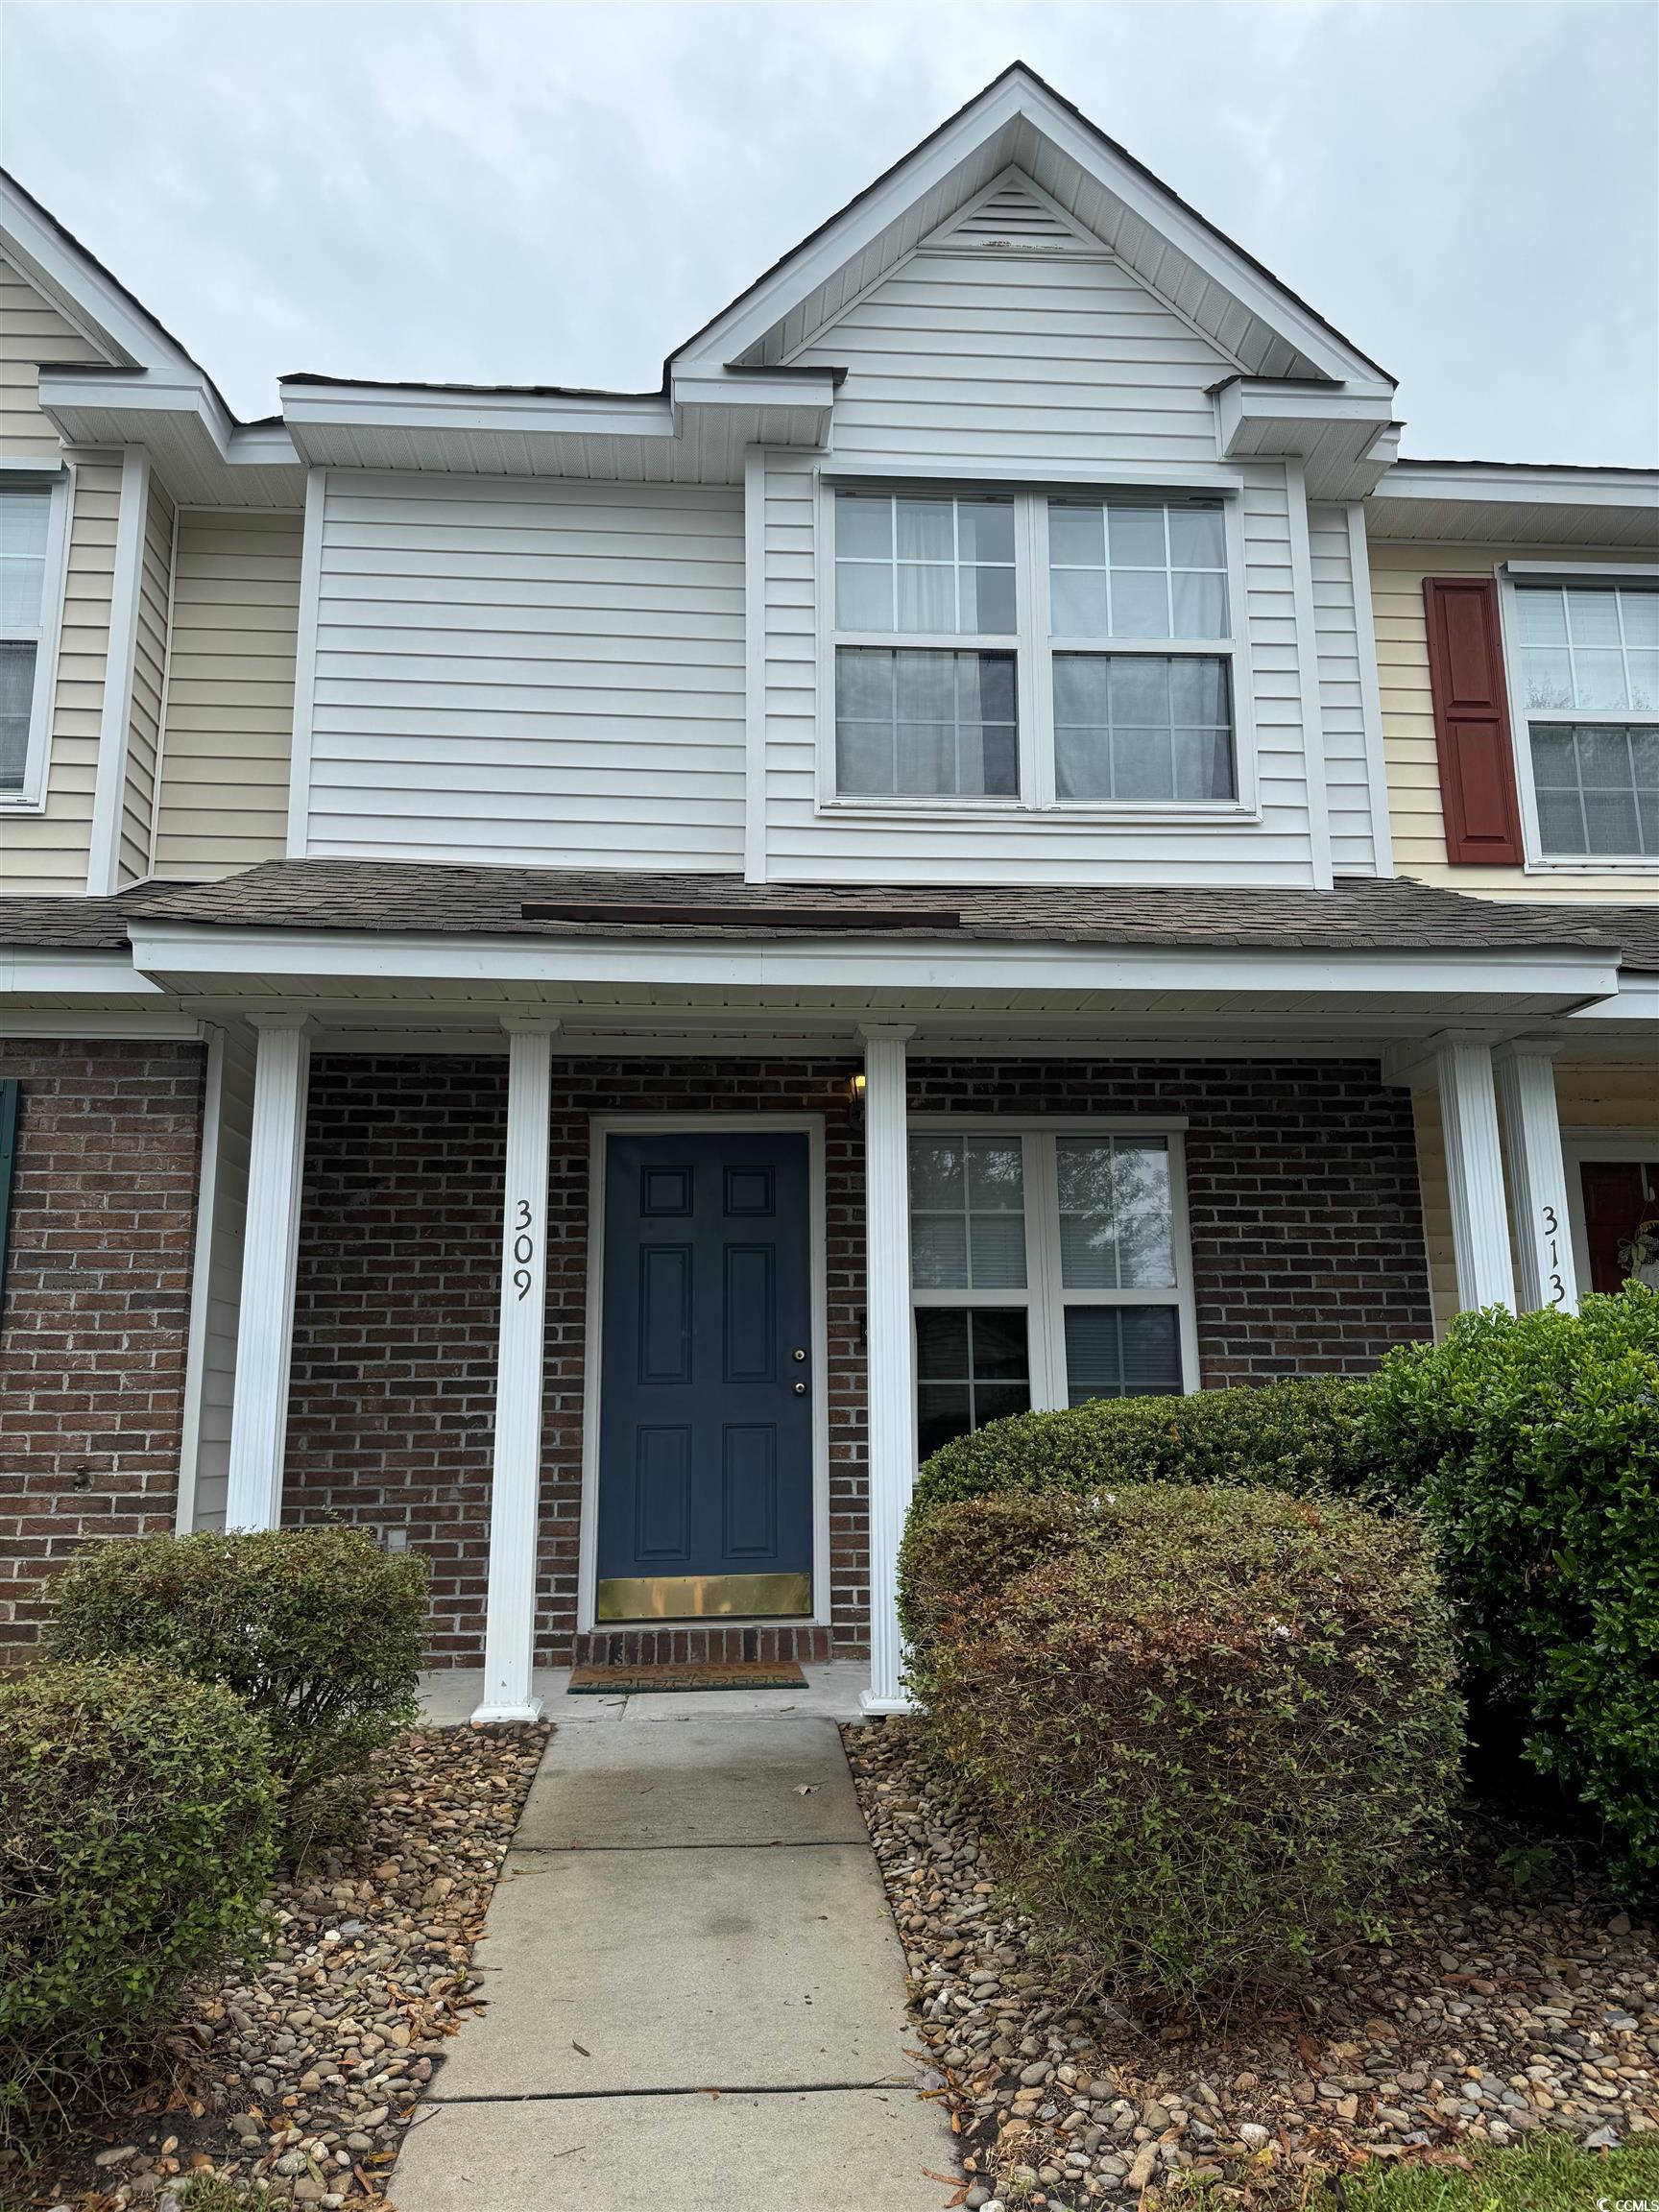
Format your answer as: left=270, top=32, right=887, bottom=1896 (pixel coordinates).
left=1307, top=2134, right=1659, bottom=2212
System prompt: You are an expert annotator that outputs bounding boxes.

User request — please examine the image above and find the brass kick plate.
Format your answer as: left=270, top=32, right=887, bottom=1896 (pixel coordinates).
left=596, top=1572, right=812, bottom=1623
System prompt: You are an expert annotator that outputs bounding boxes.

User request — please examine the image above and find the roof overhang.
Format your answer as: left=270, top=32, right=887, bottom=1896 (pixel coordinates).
left=117, top=920, right=1620, bottom=1027
left=674, top=64, right=1395, bottom=397
left=36, top=365, right=305, bottom=507
left=276, top=372, right=837, bottom=483
left=1214, top=379, right=1403, bottom=501
left=1368, top=461, right=1659, bottom=549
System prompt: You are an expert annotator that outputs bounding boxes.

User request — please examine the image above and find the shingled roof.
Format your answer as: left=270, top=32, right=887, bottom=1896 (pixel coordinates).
left=1, top=862, right=1653, bottom=971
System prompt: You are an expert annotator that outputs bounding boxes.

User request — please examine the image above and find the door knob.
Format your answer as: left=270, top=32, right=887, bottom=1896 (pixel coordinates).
left=793, top=1381, right=807, bottom=1396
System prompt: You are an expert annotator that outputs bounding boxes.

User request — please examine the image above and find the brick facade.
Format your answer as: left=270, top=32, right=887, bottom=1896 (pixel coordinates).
left=0, top=1040, right=204, bottom=1670
left=283, top=1050, right=1432, bottom=1670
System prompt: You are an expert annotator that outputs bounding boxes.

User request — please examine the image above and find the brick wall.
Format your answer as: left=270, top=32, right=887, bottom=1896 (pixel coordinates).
left=284, top=1051, right=1431, bottom=1670
left=908, top=1058, right=1434, bottom=1382
left=0, top=1040, right=204, bottom=1670
left=285, top=1055, right=867, bottom=1670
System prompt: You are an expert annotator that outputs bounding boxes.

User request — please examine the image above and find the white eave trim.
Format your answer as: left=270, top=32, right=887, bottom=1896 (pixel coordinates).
left=672, top=71, right=1393, bottom=396
left=121, top=921, right=1622, bottom=1005
left=0, top=947, right=168, bottom=997
left=1374, top=462, right=1659, bottom=514
left=279, top=382, right=676, bottom=448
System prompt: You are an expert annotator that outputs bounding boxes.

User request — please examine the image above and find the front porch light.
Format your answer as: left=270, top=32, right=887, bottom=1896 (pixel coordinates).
left=847, top=1070, right=867, bottom=1126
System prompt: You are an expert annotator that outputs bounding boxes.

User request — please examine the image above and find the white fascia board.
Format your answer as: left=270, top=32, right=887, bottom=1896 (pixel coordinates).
left=38, top=366, right=242, bottom=456
left=124, top=922, right=1621, bottom=1007
left=1374, top=463, right=1659, bottom=515
left=672, top=370, right=839, bottom=412
left=280, top=383, right=675, bottom=449
left=675, top=72, right=1390, bottom=394
left=0, top=948, right=166, bottom=998
left=0, top=181, right=189, bottom=373
left=1571, top=973, right=1659, bottom=1022
left=1216, top=380, right=1395, bottom=452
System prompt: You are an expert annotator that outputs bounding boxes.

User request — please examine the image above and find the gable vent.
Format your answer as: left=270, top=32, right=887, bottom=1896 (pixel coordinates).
left=943, top=180, right=1093, bottom=252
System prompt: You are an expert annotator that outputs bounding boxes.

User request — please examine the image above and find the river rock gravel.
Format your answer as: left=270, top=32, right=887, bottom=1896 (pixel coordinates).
left=846, top=1718, right=1659, bottom=2209
left=26, top=1723, right=548, bottom=2211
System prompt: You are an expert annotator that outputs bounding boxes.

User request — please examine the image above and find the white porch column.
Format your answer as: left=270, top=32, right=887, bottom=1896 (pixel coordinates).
left=473, top=1018, right=558, bottom=1725
left=859, top=1023, right=916, bottom=1717
left=1496, top=1041, right=1579, bottom=1312
left=1434, top=1034, right=1516, bottom=1314
left=224, top=1015, right=311, bottom=1530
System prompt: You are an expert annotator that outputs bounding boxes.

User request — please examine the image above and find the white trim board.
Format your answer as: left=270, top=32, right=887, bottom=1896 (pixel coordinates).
left=85, top=447, right=153, bottom=895
left=576, top=1114, right=832, bottom=1639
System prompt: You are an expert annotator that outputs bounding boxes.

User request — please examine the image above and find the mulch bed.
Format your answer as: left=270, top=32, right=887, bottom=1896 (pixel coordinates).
left=845, top=1717, right=1659, bottom=2210
left=18, top=1722, right=548, bottom=2211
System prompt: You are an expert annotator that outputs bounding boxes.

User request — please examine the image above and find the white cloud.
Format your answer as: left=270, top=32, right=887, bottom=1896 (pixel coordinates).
left=3, top=0, right=1654, bottom=460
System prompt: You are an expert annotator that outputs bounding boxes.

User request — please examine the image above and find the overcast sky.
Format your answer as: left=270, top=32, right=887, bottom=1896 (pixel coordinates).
left=3, top=1, right=1655, bottom=465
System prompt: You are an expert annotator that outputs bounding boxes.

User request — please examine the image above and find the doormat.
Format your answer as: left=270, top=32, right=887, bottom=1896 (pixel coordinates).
left=565, top=1660, right=808, bottom=1695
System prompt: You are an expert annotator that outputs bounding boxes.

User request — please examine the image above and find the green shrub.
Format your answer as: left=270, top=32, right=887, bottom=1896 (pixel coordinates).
left=910, top=1375, right=1375, bottom=1517
left=1358, top=1284, right=1659, bottom=1896
left=910, top=1485, right=1462, bottom=2010
left=44, top=1527, right=428, bottom=1798
left=0, top=1662, right=278, bottom=2138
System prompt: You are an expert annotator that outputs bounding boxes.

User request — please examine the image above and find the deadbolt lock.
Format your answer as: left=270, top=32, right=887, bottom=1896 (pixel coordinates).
left=792, top=1347, right=806, bottom=1361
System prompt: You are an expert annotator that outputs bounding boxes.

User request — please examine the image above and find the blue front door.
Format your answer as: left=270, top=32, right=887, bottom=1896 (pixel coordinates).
left=596, top=1131, right=814, bottom=1622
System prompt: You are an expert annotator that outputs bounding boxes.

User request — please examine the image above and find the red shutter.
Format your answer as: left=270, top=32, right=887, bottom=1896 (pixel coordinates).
left=1422, top=576, right=1525, bottom=865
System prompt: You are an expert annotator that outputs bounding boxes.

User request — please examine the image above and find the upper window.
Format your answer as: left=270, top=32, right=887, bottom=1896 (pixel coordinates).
left=907, top=1125, right=1194, bottom=1462
left=1511, top=581, right=1659, bottom=861
left=0, top=475, right=68, bottom=807
left=830, top=488, right=1242, bottom=811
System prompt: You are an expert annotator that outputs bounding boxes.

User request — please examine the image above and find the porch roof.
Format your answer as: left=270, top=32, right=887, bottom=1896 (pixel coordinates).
left=3, top=861, right=1652, bottom=968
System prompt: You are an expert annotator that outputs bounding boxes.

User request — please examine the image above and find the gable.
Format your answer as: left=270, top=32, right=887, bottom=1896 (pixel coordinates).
left=686, top=67, right=1392, bottom=396
left=788, top=222, right=1236, bottom=470
left=0, top=251, right=108, bottom=453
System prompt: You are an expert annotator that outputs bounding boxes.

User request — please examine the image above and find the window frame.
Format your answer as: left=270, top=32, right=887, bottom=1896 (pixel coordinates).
left=1496, top=560, right=1659, bottom=875
left=906, top=1117, right=1200, bottom=1440
left=0, top=462, right=73, bottom=814
left=815, top=477, right=1258, bottom=825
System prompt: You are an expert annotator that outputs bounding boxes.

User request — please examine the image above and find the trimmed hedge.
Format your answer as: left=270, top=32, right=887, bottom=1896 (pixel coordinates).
left=1357, top=1285, right=1659, bottom=1896
left=0, top=1662, right=279, bottom=2139
left=909, top=1375, right=1373, bottom=1518
left=44, top=1527, right=428, bottom=1799
left=905, top=1485, right=1462, bottom=2009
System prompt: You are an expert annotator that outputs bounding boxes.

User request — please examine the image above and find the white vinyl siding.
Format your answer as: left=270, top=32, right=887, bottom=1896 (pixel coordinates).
left=153, top=509, right=302, bottom=878
left=301, top=472, right=745, bottom=869
left=759, top=456, right=1318, bottom=884
left=790, top=250, right=1231, bottom=471
left=1308, top=501, right=1381, bottom=873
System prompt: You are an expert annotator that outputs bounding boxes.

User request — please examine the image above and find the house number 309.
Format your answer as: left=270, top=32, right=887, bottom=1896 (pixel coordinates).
left=512, top=1199, right=536, bottom=1301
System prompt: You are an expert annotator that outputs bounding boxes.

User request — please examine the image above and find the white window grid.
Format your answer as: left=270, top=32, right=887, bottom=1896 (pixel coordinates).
left=821, top=482, right=1255, bottom=820
left=1497, top=566, right=1659, bottom=872
left=0, top=467, right=73, bottom=812
left=905, top=1121, right=1200, bottom=1415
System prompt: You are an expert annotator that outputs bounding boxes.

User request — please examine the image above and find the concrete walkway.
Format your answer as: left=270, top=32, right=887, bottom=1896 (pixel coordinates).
left=392, top=1676, right=954, bottom=2211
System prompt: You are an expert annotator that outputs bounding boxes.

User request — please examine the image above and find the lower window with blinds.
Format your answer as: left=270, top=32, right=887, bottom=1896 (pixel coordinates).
left=907, top=1124, right=1195, bottom=1460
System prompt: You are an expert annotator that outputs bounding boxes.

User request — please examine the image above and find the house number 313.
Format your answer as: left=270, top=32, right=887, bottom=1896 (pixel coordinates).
left=1540, top=1203, right=1566, bottom=1307
left=512, top=1199, right=536, bottom=1301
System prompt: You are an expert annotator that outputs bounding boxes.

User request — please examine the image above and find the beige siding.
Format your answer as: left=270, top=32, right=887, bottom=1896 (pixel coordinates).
left=1413, top=1063, right=1657, bottom=1335
left=0, top=254, right=103, bottom=453
left=0, top=458, right=120, bottom=893
left=1372, top=540, right=1649, bottom=900
left=120, top=474, right=175, bottom=883
left=154, top=508, right=301, bottom=877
